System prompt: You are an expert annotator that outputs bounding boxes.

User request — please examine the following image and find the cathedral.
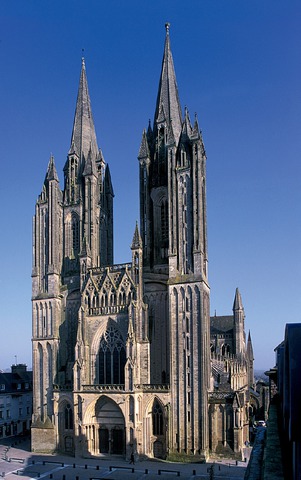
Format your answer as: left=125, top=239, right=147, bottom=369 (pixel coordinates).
left=31, top=24, right=253, bottom=461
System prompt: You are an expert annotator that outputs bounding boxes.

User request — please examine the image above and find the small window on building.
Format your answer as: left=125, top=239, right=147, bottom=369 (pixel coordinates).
left=25, top=383, right=29, bottom=390
left=186, top=317, right=189, bottom=332
left=64, top=404, right=73, bottom=430
left=0, top=411, right=3, bottom=419
left=152, top=401, right=163, bottom=436
left=19, top=408, right=22, bottom=416
left=186, top=298, right=189, bottom=311
left=6, top=410, right=10, bottom=419
left=0, top=385, right=5, bottom=391
left=17, top=383, right=21, bottom=390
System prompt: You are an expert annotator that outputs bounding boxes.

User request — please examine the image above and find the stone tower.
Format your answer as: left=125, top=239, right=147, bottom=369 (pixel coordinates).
left=138, top=23, right=210, bottom=458
left=31, top=58, right=114, bottom=448
left=31, top=25, right=251, bottom=461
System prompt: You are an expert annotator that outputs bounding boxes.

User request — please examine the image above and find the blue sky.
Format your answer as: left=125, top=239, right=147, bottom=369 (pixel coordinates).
left=0, top=1, right=300, bottom=370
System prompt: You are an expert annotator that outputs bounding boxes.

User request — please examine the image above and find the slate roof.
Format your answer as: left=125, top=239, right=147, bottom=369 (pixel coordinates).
left=0, top=365, right=33, bottom=394
left=210, top=315, right=234, bottom=333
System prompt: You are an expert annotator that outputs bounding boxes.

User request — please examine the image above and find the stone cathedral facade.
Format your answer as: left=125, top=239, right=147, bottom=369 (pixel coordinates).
left=31, top=25, right=253, bottom=460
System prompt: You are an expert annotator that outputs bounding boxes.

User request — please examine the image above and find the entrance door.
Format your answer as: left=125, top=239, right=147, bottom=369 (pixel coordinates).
left=153, top=440, right=164, bottom=458
left=95, top=397, right=125, bottom=455
left=112, top=429, right=124, bottom=454
left=99, top=428, right=109, bottom=453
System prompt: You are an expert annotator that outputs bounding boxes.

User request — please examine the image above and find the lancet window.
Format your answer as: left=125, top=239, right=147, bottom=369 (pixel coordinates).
left=160, top=199, right=168, bottom=259
left=71, top=214, right=80, bottom=255
left=64, top=404, right=73, bottom=430
left=152, top=400, right=163, bottom=436
left=98, top=326, right=126, bottom=385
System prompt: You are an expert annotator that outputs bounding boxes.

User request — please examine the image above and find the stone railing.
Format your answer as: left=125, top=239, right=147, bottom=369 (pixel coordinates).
left=88, top=305, right=128, bottom=316
left=90, top=263, right=132, bottom=274
left=134, top=384, right=170, bottom=392
left=81, top=384, right=125, bottom=392
left=53, top=384, right=73, bottom=391
left=208, top=391, right=234, bottom=401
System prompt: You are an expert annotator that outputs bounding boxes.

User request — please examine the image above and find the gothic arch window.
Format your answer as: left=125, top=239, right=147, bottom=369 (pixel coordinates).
left=221, top=344, right=231, bottom=356
left=129, top=396, right=134, bottom=422
left=100, top=293, right=104, bottom=308
left=160, top=199, right=168, bottom=259
left=158, top=126, right=166, bottom=177
left=181, top=147, right=186, bottom=167
left=138, top=396, right=142, bottom=421
left=119, top=289, right=126, bottom=305
left=152, top=400, right=163, bottom=436
left=64, top=403, right=73, bottom=430
left=98, top=326, right=126, bottom=385
left=71, top=214, right=80, bottom=255
left=185, top=317, right=189, bottom=333
left=48, top=302, right=52, bottom=336
left=133, top=252, right=139, bottom=284
left=85, top=293, right=90, bottom=309
left=46, top=342, right=52, bottom=409
left=104, top=291, right=108, bottom=307
left=37, top=342, right=44, bottom=419
left=35, top=304, right=39, bottom=337
left=160, top=200, right=168, bottom=241
left=111, top=291, right=116, bottom=306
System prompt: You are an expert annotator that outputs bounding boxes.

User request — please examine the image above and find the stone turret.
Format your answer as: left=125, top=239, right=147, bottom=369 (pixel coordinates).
left=247, top=330, right=255, bottom=388
left=233, top=288, right=245, bottom=357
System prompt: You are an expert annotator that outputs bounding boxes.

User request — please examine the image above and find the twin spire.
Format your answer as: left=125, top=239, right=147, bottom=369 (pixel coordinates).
left=71, top=23, right=183, bottom=166
left=154, top=23, right=183, bottom=143
left=70, top=57, right=99, bottom=163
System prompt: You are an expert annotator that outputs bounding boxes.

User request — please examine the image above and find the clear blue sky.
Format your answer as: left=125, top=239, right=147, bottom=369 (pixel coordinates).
left=0, top=1, right=300, bottom=371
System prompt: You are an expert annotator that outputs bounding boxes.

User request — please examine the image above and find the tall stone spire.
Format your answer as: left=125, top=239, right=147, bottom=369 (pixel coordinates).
left=45, top=155, right=59, bottom=183
left=154, top=23, right=182, bottom=143
left=70, top=57, right=99, bottom=163
left=233, top=287, right=243, bottom=311
left=233, top=288, right=245, bottom=356
left=247, top=330, right=255, bottom=387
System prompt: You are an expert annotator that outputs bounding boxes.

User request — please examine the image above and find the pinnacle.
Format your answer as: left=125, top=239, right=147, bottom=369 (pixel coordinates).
left=233, top=288, right=243, bottom=311
left=104, top=164, right=114, bottom=196
left=131, top=222, right=142, bottom=249
left=138, top=130, right=150, bottom=159
left=83, top=145, right=97, bottom=176
left=45, top=155, right=59, bottom=182
left=181, top=106, right=192, bottom=137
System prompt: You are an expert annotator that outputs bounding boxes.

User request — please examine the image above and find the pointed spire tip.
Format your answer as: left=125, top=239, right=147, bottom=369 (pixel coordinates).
left=165, top=22, right=170, bottom=33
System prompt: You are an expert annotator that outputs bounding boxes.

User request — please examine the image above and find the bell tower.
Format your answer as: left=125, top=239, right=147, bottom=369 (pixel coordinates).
left=138, top=24, right=210, bottom=459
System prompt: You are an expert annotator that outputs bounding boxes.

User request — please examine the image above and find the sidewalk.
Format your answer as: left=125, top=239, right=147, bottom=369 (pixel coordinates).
left=0, top=437, right=248, bottom=480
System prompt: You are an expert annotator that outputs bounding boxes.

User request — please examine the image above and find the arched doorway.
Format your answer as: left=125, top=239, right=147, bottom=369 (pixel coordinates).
left=148, top=398, right=167, bottom=459
left=58, top=401, right=74, bottom=455
left=95, top=396, right=125, bottom=455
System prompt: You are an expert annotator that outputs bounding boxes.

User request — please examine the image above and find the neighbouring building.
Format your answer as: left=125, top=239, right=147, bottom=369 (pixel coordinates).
left=31, top=24, right=253, bottom=460
left=266, top=324, right=301, bottom=479
left=0, top=364, right=32, bottom=439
